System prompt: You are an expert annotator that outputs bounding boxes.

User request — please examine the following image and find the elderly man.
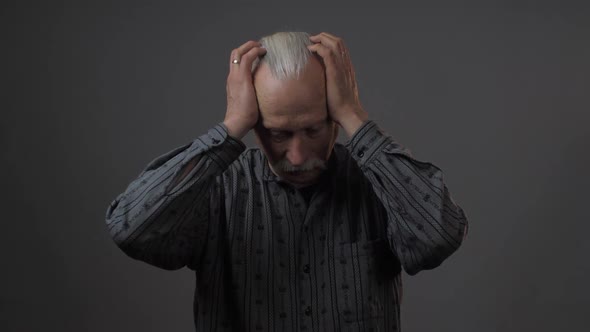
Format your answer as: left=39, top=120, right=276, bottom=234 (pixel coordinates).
left=106, top=31, right=469, bottom=331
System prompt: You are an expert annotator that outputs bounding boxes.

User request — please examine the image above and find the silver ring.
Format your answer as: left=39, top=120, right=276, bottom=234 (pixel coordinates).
left=232, top=58, right=240, bottom=64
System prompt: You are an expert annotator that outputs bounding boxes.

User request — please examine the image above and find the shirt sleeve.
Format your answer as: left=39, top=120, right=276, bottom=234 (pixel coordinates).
left=105, top=123, right=246, bottom=270
left=345, top=120, right=469, bottom=276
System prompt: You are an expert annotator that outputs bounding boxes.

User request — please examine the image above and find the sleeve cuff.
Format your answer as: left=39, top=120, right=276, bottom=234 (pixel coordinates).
left=184, top=122, right=247, bottom=170
left=344, top=119, right=414, bottom=166
left=344, top=120, right=384, bottom=165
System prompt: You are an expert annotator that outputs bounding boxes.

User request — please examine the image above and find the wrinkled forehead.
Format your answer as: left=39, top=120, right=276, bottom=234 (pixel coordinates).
left=254, top=58, right=327, bottom=130
left=260, top=108, right=328, bottom=131
left=255, top=80, right=328, bottom=131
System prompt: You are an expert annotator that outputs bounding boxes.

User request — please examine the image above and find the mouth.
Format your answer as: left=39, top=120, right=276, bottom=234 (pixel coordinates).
left=285, top=167, right=324, bottom=180
left=286, top=170, right=308, bottom=177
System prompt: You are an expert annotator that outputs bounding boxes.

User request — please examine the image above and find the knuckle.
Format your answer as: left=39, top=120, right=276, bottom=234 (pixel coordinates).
left=228, top=73, right=240, bottom=82
left=243, top=48, right=257, bottom=58
left=228, top=72, right=244, bottom=82
left=241, top=49, right=260, bottom=61
left=241, top=40, right=257, bottom=50
left=241, top=49, right=254, bottom=58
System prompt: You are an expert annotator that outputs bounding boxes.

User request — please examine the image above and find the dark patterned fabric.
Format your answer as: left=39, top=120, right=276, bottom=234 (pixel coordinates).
left=105, top=120, right=469, bottom=331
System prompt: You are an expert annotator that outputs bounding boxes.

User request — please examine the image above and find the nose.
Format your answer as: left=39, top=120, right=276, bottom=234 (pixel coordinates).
left=286, top=135, right=309, bottom=167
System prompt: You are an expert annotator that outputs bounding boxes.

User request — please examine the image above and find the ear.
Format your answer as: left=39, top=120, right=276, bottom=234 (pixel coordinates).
left=333, top=121, right=339, bottom=138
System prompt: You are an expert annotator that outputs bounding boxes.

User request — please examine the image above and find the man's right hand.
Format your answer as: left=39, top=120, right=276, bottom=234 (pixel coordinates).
left=223, top=41, right=267, bottom=140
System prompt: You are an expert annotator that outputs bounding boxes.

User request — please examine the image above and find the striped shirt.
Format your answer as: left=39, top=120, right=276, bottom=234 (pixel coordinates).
left=105, top=120, right=469, bottom=331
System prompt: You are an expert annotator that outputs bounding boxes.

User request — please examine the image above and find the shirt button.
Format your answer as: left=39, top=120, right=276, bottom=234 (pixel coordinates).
left=304, top=306, right=312, bottom=316
left=357, top=150, right=364, bottom=158
left=303, top=264, right=310, bottom=273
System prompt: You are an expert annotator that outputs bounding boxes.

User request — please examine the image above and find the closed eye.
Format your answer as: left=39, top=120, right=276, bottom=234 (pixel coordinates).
left=306, top=125, right=325, bottom=137
left=306, top=128, right=320, bottom=137
left=269, top=130, right=291, bottom=141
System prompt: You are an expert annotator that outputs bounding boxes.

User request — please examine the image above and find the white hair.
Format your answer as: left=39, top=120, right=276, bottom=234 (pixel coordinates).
left=251, top=31, right=313, bottom=80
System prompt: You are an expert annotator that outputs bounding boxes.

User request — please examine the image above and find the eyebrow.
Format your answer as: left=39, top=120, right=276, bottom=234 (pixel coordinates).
left=267, top=124, right=323, bottom=132
left=266, top=117, right=327, bottom=131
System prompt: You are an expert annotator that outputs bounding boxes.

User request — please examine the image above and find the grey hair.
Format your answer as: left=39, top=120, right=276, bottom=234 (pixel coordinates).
left=251, top=31, right=313, bottom=80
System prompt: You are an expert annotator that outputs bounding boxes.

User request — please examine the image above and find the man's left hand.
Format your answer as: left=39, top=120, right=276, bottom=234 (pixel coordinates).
left=308, top=32, right=368, bottom=137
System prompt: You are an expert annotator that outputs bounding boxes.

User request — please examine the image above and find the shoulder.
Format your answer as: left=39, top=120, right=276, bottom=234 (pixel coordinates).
left=220, top=146, right=265, bottom=182
left=238, top=147, right=264, bottom=166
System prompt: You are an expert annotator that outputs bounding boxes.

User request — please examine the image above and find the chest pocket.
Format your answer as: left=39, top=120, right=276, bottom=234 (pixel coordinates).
left=333, top=238, right=399, bottom=324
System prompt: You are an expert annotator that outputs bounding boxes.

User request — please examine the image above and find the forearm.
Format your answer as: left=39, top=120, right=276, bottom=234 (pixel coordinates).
left=338, top=106, right=369, bottom=138
left=105, top=123, right=246, bottom=269
left=166, top=122, right=246, bottom=194
left=346, top=120, right=469, bottom=275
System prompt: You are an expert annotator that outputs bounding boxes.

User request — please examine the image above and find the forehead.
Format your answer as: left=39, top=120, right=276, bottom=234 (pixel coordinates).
left=258, top=90, right=327, bottom=130
left=263, top=110, right=328, bottom=131
left=254, top=58, right=326, bottom=130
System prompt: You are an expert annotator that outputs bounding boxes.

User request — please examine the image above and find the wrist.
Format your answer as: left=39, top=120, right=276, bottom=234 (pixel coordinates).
left=223, top=119, right=249, bottom=140
left=338, top=107, right=368, bottom=138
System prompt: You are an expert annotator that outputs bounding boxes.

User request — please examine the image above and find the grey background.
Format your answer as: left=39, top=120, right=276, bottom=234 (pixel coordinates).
left=2, top=0, right=589, bottom=331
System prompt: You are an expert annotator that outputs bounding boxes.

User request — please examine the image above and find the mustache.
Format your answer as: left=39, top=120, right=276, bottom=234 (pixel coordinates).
left=272, top=158, right=327, bottom=172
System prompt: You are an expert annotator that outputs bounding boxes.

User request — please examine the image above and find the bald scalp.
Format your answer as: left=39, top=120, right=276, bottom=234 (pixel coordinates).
left=253, top=57, right=326, bottom=119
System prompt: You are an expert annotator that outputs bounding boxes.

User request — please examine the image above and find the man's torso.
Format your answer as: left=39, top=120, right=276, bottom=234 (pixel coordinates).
left=190, top=143, right=403, bottom=331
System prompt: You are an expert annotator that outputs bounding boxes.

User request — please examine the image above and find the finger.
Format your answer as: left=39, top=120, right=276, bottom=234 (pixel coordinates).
left=238, top=46, right=266, bottom=75
left=307, top=43, right=338, bottom=74
left=309, top=33, right=337, bottom=51
left=322, top=32, right=350, bottom=59
left=236, top=40, right=262, bottom=58
left=310, top=32, right=346, bottom=56
left=319, top=32, right=340, bottom=40
left=229, top=40, right=262, bottom=74
left=308, top=42, right=354, bottom=87
left=314, top=32, right=340, bottom=46
left=310, top=31, right=339, bottom=40
left=230, top=40, right=262, bottom=62
left=311, top=34, right=348, bottom=62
